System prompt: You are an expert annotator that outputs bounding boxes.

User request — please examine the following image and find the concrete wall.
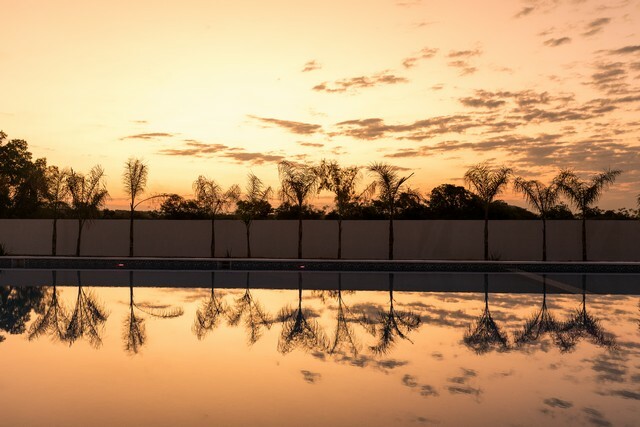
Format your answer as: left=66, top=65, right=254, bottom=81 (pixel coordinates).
left=0, top=219, right=639, bottom=261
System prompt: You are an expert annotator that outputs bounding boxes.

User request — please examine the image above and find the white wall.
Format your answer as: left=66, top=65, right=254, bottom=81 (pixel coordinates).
left=1, top=219, right=639, bottom=261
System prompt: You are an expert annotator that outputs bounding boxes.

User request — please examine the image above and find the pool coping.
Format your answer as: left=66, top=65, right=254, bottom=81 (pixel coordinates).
left=2, top=256, right=640, bottom=273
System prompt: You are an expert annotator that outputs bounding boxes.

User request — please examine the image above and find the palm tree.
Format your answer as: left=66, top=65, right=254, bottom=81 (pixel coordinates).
left=45, top=166, right=69, bottom=256
left=367, top=162, right=413, bottom=260
left=317, top=160, right=375, bottom=259
left=513, top=177, right=561, bottom=261
left=464, top=162, right=512, bottom=260
left=123, top=157, right=153, bottom=257
left=227, top=272, right=272, bottom=345
left=27, top=271, right=68, bottom=342
left=64, top=272, right=109, bottom=348
left=193, top=176, right=240, bottom=257
left=192, top=272, right=229, bottom=340
left=236, top=173, right=272, bottom=258
left=556, top=168, right=622, bottom=261
left=463, top=275, right=509, bottom=354
left=66, top=166, right=109, bottom=256
left=278, top=161, right=320, bottom=259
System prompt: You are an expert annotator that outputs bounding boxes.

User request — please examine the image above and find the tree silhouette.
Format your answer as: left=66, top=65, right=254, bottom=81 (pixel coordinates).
left=513, top=177, right=562, bottom=261
left=236, top=173, right=272, bottom=258
left=28, top=271, right=69, bottom=342
left=318, top=160, right=375, bottom=259
left=513, top=275, right=570, bottom=351
left=123, top=271, right=184, bottom=354
left=192, top=272, right=229, bottom=340
left=464, top=162, right=512, bottom=260
left=64, top=272, right=109, bottom=348
left=277, top=273, right=328, bottom=354
left=228, top=272, right=272, bottom=345
left=193, top=176, right=240, bottom=257
left=556, top=169, right=622, bottom=261
left=278, top=161, right=320, bottom=259
left=367, top=162, right=413, bottom=260
left=463, top=275, right=509, bottom=354
left=1, top=285, right=46, bottom=343
left=66, top=166, right=109, bottom=256
left=370, top=274, right=421, bottom=355
left=45, top=166, right=69, bottom=255
left=558, top=275, right=616, bottom=351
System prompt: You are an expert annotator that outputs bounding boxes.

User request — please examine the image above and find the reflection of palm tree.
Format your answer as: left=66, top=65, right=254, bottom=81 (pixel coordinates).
left=514, top=275, right=569, bottom=350
left=463, top=275, right=509, bottom=354
left=277, top=273, right=328, bottom=354
left=65, top=272, right=109, bottom=348
left=123, top=271, right=183, bottom=354
left=193, top=272, right=229, bottom=340
left=228, top=272, right=272, bottom=345
left=28, top=271, right=69, bottom=342
left=370, top=274, right=421, bottom=355
left=559, top=276, right=616, bottom=351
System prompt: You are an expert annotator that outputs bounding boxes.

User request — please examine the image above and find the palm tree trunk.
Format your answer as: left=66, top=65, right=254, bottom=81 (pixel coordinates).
left=581, top=215, right=587, bottom=261
left=51, top=217, right=57, bottom=256
left=210, top=217, right=216, bottom=258
left=388, top=218, right=394, bottom=260
left=129, top=208, right=134, bottom=257
left=76, top=219, right=83, bottom=257
left=484, top=205, right=489, bottom=261
left=337, top=218, right=342, bottom=259
left=298, top=216, right=303, bottom=259
left=542, top=217, right=547, bottom=262
left=246, top=221, right=252, bottom=258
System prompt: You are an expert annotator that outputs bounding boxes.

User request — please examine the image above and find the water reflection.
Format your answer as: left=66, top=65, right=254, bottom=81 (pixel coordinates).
left=370, top=273, right=421, bottom=355
left=228, top=272, right=273, bottom=345
left=463, top=274, right=508, bottom=354
left=65, top=272, right=109, bottom=348
left=28, top=271, right=68, bottom=342
left=277, top=272, right=328, bottom=354
left=192, top=272, right=228, bottom=340
left=0, top=282, right=45, bottom=343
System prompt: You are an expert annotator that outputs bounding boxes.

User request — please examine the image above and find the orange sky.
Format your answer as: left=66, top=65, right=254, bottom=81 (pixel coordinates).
left=1, top=0, right=639, bottom=210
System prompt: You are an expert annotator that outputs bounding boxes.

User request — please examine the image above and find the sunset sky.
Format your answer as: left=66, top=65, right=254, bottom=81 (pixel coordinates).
left=1, top=0, right=639, bottom=210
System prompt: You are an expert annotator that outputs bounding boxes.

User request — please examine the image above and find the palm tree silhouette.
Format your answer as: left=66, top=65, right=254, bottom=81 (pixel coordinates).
left=556, top=168, right=621, bottom=261
left=464, top=162, right=512, bottom=260
left=463, top=275, right=509, bottom=354
left=367, top=163, right=413, bottom=260
left=236, top=173, right=272, bottom=258
left=277, top=272, right=328, bottom=354
left=64, top=272, right=109, bottom=348
left=370, top=274, right=421, bottom=355
left=28, top=271, right=69, bottom=342
left=44, top=166, right=69, bottom=256
left=227, top=272, right=273, bottom=345
left=513, top=177, right=562, bottom=261
left=192, top=272, right=229, bottom=340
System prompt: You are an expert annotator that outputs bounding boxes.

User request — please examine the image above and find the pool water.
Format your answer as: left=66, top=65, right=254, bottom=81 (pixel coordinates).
left=1, top=272, right=638, bottom=426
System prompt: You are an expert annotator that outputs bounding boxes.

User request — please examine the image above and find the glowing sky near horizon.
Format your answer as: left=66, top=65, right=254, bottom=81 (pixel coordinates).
left=1, top=0, right=639, bottom=210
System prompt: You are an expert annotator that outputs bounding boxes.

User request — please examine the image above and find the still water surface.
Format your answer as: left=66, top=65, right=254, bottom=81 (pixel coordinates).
left=1, top=271, right=638, bottom=426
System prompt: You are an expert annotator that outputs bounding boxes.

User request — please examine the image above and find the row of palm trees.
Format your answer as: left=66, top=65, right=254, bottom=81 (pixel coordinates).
left=21, top=272, right=616, bottom=356
left=39, top=157, right=627, bottom=261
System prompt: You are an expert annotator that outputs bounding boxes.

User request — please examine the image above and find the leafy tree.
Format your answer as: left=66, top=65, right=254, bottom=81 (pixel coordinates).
left=556, top=168, right=622, bottom=261
left=193, top=176, right=240, bottom=257
left=367, top=162, right=414, bottom=260
left=513, top=177, right=562, bottom=261
left=427, top=184, right=483, bottom=219
left=317, top=160, right=375, bottom=258
left=45, top=166, right=70, bottom=255
left=463, top=162, right=512, bottom=260
left=66, top=165, right=109, bottom=256
left=278, top=161, right=320, bottom=259
left=157, top=194, right=207, bottom=219
left=546, top=203, right=574, bottom=219
left=235, top=173, right=272, bottom=258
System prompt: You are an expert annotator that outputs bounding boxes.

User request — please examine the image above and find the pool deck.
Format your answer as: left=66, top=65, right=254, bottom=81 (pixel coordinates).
left=2, top=256, right=640, bottom=273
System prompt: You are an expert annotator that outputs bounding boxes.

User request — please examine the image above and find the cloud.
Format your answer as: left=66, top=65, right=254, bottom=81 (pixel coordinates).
left=302, top=60, right=322, bottom=72
left=583, top=408, right=612, bottom=427
left=158, top=141, right=285, bottom=165
left=583, top=17, right=611, bottom=37
left=121, top=132, right=175, bottom=140
left=221, top=151, right=285, bottom=164
left=157, top=141, right=228, bottom=157
left=313, top=72, right=408, bottom=93
left=300, top=370, right=321, bottom=384
left=446, top=49, right=481, bottom=75
left=402, top=47, right=439, bottom=68
left=402, top=374, right=418, bottom=388
left=420, top=385, right=439, bottom=397
left=543, top=37, right=571, bottom=47
left=249, top=115, right=322, bottom=135
left=514, top=6, right=535, bottom=18
left=608, top=45, right=640, bottom=55
left=297, top=142, right=324, bottom=148
left=543, top=397, right=573, bottom=409
left=601, top=389, right=640, bottom=400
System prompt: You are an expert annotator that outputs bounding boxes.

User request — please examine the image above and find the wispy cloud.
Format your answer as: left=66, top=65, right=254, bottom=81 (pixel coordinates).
left=249, top=115, right=323, bottom=135
left=446, top=49, right=481, bottom=75
left=298, top=142, right=324, bottom=147
left=313, top=72, right=408, bottom=93
left=608, top=45, right=640, bottom=55
left=157, top=141, right=285, bottom=165
left=514, top=6, right=535, bottom=18
left=121, top=132, right=175, bottom=140
left=582, top=17, right=611, bottom=37
left=402, top=47, right=438, bottom=68
left=543, top=37, right=571, bottom=47
left=302, top=60, right=322, bottom=72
